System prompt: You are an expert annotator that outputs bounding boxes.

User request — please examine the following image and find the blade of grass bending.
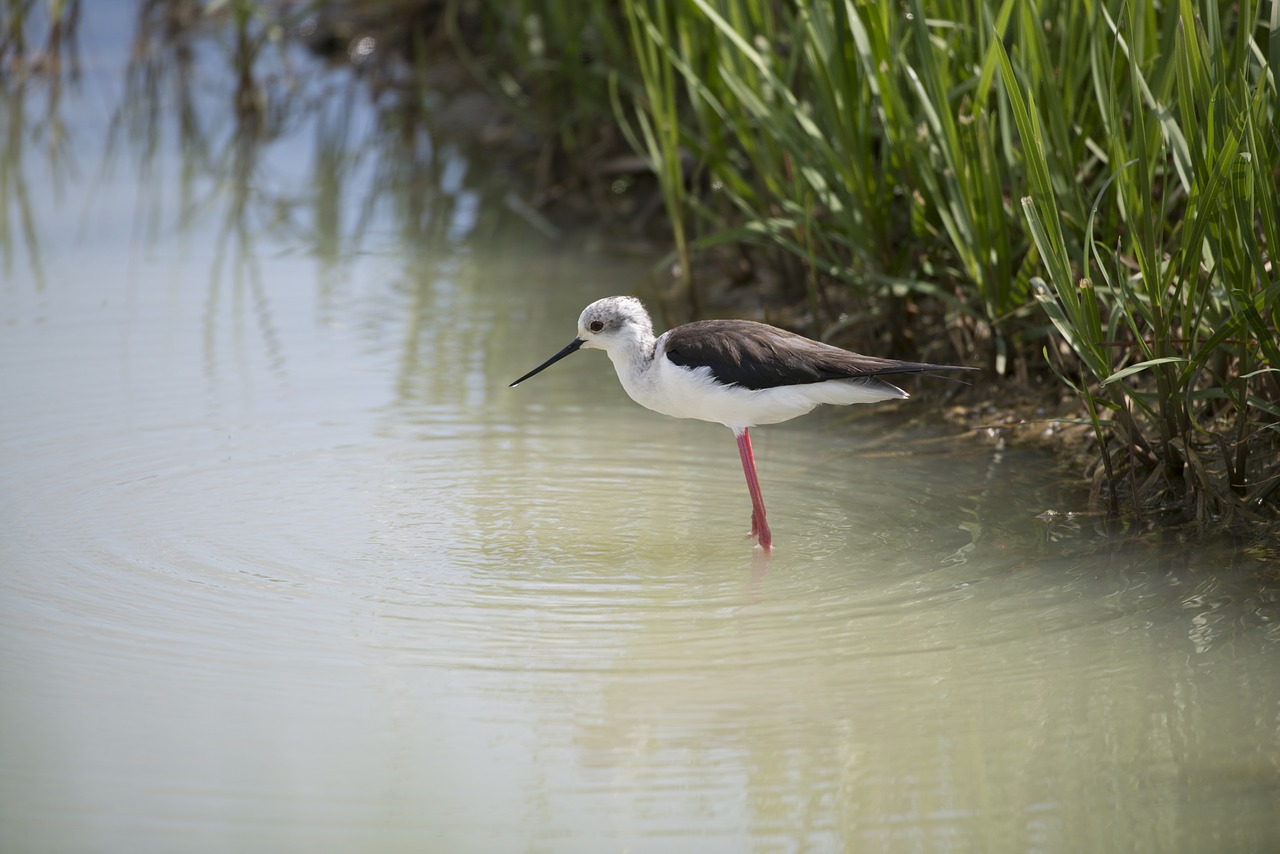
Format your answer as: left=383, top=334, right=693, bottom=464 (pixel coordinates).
left=971, top=0, right=1018, bottom=112
left=1102, top=357, right=1190, bottom=386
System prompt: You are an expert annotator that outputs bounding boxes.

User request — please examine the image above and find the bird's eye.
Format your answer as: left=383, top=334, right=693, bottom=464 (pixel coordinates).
left=589, top=320, right=605, bottom=333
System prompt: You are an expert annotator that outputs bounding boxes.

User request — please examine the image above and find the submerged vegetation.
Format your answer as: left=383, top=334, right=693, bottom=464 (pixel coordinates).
left=4, top=0, right=1278, bottom=530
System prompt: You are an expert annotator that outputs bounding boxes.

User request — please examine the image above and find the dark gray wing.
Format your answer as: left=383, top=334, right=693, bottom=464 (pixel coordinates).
left=662, top=320, right=972, bottom=391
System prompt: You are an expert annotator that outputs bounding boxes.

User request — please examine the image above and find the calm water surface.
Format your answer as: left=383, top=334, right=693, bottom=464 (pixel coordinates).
left=2, top=6, right=1278, bottom=852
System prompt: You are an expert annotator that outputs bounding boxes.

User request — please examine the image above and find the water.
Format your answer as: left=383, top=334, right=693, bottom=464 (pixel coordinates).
left=3, top=6, right=1279, bottom=852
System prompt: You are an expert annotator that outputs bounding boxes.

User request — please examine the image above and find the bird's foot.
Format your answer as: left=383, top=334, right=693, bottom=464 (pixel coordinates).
left=748, top=513, right=772, bottom=551
left=756, top=527, right=773, bottom=551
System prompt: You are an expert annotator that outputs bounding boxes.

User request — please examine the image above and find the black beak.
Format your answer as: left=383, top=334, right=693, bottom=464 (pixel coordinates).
left=510, top=338, right=585, bottom=387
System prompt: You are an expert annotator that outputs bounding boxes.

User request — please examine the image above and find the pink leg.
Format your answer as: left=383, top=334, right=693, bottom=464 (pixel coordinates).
left=735, top=428, right=772, bottom=550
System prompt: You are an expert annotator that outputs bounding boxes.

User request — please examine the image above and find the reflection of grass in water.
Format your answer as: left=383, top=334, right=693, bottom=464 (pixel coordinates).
left=1, top=0, right=509, bottom=425
left=0, top=0, right=83, bottom=288
left=1, top=78, right=46, bottom=286
left=3, top=0, right=492, bottom=273
left=0, top=0, right=79, bottom=66
left=107, top=1, right=486, bottom=391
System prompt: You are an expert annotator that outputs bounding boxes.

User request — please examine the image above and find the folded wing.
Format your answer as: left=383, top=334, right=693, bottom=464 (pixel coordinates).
left=662, top=320, right=971, bottom=391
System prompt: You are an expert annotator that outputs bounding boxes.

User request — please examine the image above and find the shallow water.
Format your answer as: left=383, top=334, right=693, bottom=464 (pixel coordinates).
left=3, top=6, right=1279, bottom=853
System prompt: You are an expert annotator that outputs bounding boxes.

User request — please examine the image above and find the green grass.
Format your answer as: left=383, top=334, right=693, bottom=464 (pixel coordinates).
left=455, top=0, right=1279, bottom=527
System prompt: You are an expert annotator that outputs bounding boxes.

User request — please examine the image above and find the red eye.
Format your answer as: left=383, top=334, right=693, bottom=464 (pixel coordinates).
left=589, top=321, right=605, bottom=332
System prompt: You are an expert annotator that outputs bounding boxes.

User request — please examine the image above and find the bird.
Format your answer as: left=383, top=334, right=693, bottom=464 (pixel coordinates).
left=510, top=296, right=974, bottom=550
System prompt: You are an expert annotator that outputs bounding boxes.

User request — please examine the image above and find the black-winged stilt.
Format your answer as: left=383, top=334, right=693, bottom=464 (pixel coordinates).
left=510, top=296, right=974, bottom=550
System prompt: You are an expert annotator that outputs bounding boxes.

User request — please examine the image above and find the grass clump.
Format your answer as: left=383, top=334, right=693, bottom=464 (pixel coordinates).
left=998, top=0, right=1278, bottom=524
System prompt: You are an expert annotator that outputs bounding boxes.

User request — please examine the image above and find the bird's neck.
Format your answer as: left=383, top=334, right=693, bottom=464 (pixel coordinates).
left=603, top=327, right=658, bottom=381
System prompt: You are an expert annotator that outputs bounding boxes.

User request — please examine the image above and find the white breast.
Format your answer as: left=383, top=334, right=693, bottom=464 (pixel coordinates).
left=608, top=349, right=906, bottom=432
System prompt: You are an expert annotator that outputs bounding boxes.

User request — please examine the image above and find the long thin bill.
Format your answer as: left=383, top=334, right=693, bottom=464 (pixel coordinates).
left=509, top=338, right=585, bottom=387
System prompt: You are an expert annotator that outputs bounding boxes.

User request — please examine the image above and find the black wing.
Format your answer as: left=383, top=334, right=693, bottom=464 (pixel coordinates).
left=662, top=320, right=972, bottom=391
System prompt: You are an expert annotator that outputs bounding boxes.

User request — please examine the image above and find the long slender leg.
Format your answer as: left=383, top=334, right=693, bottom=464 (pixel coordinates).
left=735, top=428, right=772, bottom=550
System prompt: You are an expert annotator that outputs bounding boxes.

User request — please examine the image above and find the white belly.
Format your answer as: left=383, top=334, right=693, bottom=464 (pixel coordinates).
left=613, top=354, right=906, bottom=432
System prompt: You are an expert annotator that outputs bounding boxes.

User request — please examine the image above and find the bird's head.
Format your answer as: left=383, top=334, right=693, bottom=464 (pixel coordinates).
left=575, top=296, right=653, bottom=352
left=509, top=296, right=653, bottom=387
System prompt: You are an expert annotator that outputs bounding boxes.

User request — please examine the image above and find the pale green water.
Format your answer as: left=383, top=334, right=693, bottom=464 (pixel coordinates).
left=2, top=6, right=1279, bottom=853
